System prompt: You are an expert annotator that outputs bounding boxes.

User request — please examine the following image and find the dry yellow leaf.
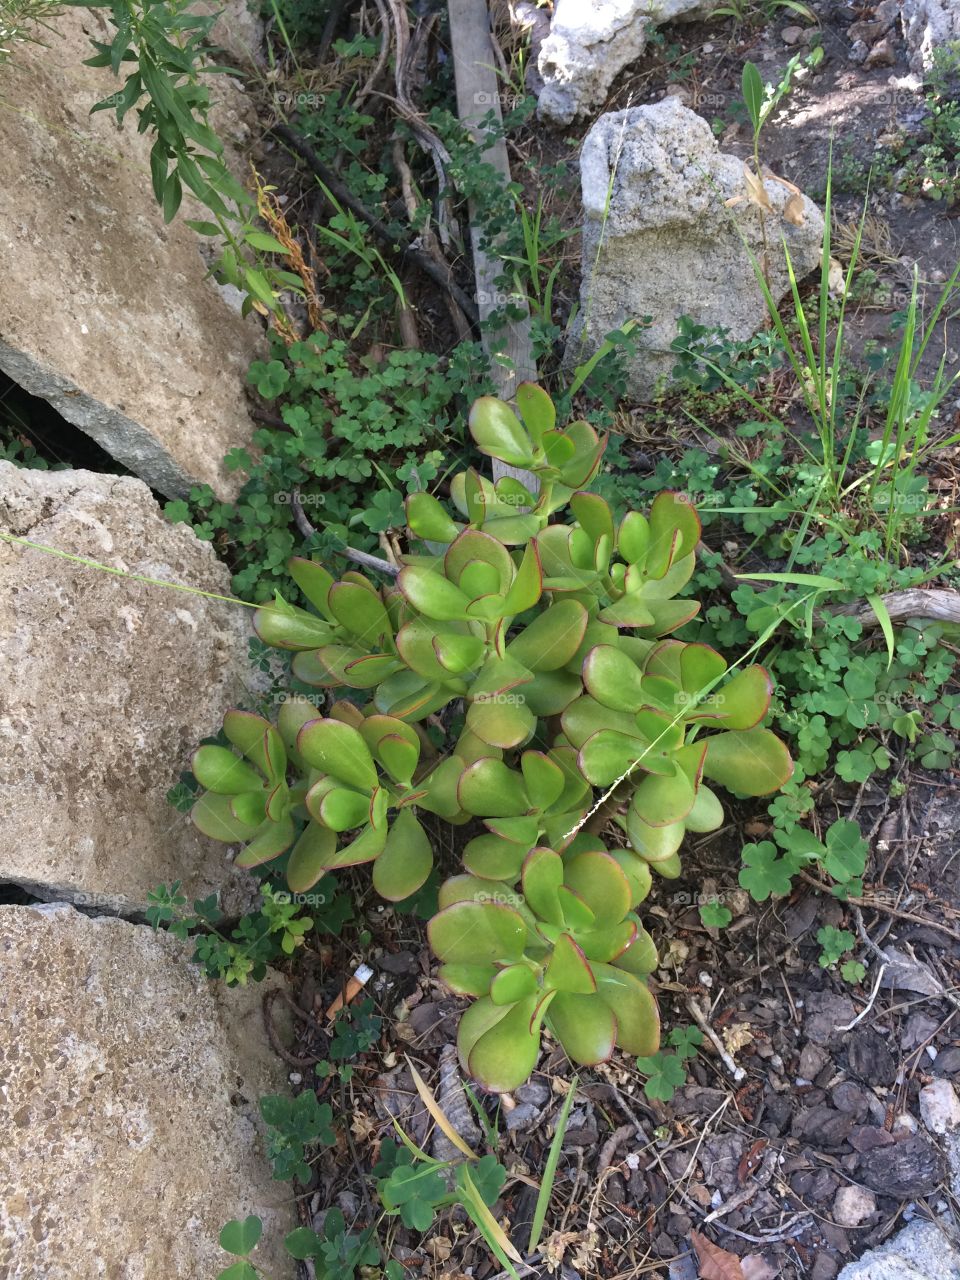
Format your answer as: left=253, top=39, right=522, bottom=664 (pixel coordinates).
left=783, top=192, right=806, bottom=226
left=743, top=164, right=773, bottom=213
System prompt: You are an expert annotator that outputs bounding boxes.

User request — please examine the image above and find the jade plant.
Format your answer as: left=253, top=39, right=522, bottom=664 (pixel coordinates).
left=188, top=385, right=793, bottom=1089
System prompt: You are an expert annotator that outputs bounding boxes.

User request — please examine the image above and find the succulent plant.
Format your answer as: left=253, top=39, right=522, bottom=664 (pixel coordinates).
left=429, top=845, right=659, bottom=1091
left=187, top=384, right=795, bottom=1090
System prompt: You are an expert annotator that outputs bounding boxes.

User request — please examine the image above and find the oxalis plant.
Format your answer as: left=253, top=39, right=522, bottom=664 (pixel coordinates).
left=189, top=386, right=793, bottom=1090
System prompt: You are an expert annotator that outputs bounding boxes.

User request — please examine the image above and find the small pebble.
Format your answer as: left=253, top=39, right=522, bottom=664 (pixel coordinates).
left=833, top=1183, right=877, bottom=1227
left=920, top=1079, right=960, bottom=1134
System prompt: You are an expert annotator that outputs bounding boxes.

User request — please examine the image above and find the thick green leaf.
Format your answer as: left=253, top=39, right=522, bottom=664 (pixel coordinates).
left=469, top=397, right=536, bottom=466
left=702, top=729, right=793, bottom=796
left=545, top=933, right=597, bottom=993
left=458, top=758, right=530, bottom=816
left=466, top=691, right=536, bottom=750
left=234, top=815, right=296, bottom=867
left=507, top=600, right=589, bottom=672
left=463, top=833, right=530, bottom=881
left=617, top=510, right=649, bottom=564
left=373, top=810, right=433, bottom=901
left=192, top=745, right=261, bottom=795
left=594, top=965, right=660, bottom=1055
left=440, top=962, right=498, bottom=996
left=191, top=791, right=261, bottom=843
left=430, top=900, right=527, bottom=966
left=297, top=718, right=378, bottom=791
left=318, top=786, right=371, bottom=831
left=582, top=645, right=646, bottom=712
left=406, top=491, right=460, bottom=544
left=521, top=846, right=564, bottom=924
left=547, top=993, right=616, bottom=1065
left=520, top=751, right=565, bottom=812
left=398, top=566, right=471, bottom=621
left=705, top=665, right=772, bottom=729
left=253, top=604, right=338, bottom=650
left=516, top=381, right=556, bottom=443
left=287, top=822, right=338, bottom=892
left=643, top=491, right=700, bottom=579
left=631, top=768, right=696, bottom=827
left=623, top=810, right=685, bottom=864
left=328, top=581, right=392, bottom=646
left=563, top=851, right=632, bottom=926
left=288, top=558, right=336, bottom=617
left=490, top=964, right=539, bottom=1005
left=578, top=729, right=649, bottom=787
left=684, top=783, right=724, bottom=832
left=460, top=993, right=549, bottom=1091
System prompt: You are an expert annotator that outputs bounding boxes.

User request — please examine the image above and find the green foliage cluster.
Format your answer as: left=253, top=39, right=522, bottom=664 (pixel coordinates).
left=146, top=879, right=350, bottom=984
left=186, top=387, right=792, bottom=1090
left=831, top=44, right=960, bottom=203
left=166, top=334, right=490, bottom=600
left=66, top=0, right=296, bottom=313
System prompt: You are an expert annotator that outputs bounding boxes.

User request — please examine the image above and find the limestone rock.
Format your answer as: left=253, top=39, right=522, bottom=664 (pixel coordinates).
left=0, top=902, right=294, bottom=1278
left=902, top=0, right=960, bottom=71
left=0, top=462, right=256, bottom=910
left=204, top=0, right=267, bottom=68
left=566, top=100, right=825, bottom=400
left=0, top=6, right=262, bottom=498
left=832, top=1184, right=876, bottom=1227
left=920, top=1078, right=960, bottom=1134
left=837, top=1220, right=960, bottom=1279
left=537, top=0, right=716, bottom=126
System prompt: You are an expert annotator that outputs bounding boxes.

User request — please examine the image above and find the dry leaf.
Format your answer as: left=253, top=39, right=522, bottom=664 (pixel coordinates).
left=828, top=257, right=847, bottom=297
left=783, top=192, right=806, bottom=226
left=426, top=1236, right=453, bottom=1262
left=722, top=1022, right=754, bottom=1055
left=691, top=1230, right=746, bottom=1280
left=570, top=1229, right=600, bottom=1273
left=541, top=1230, right=581, bottom=1274
left=743, top=164, right=773, bottom=214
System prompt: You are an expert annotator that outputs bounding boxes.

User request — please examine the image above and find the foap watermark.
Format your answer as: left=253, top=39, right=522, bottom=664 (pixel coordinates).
left=272, top=890, right=330, bottom=907
left=476, top=288, right=527, bottom=309
left=671, top=889, right=738, bottom=907
left=274, top=91, right=325, bottom=109
left=473, top=91, right=527, bottom=110
left=274, top=491, right=326, bottom=506
left=473, top=691, right=527, bottom=706
left=71, top=890, right=130, bottom=913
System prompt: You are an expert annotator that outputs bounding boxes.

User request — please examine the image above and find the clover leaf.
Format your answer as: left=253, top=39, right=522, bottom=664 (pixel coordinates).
left=738, top=841, right=799, bottom=901
left=637, top=1051, right=688, bottom=1101
left=822, top=819, right=868, bottom=886
left=668, top=1026, right=704, bottom=1061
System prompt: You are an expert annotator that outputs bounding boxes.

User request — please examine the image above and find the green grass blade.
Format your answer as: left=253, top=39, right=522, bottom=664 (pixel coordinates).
left=867, top=593, right=896, bottom=667
left=527, top=1074, right=579, bottom=1254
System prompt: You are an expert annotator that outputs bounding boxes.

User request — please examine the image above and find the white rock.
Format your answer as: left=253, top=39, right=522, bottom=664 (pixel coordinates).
left=566, top=100, right=824, bottom=400
left=537, top=0, right=716, bottom=125
left=902, top=0, right=960, bottom=71
left=920, top=1080, right=960, bottom=1134
left=833, top=1184, right=877, bottom=1227
left=0, top=904, right=294, bottom=1277
left=0, top=8, right=263, bottom=498
left=837, top=1220, right=960, bottom=1279
left=0, top=463, right=257, bottom=910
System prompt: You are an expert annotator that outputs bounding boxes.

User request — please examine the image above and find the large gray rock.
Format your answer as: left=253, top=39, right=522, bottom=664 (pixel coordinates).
left=0, top=6, right=262, bottom=498
left=538, top=0, right=716, bottom=126
left=902, top=0, right=960, bottom=72
left=0, top=902, right=294, bottom=1278
left=567, top=100, right=824, bottom=400
left=837, top=1220, right=960, bottom=1279
left=0, top=463, right=256, bottom=911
